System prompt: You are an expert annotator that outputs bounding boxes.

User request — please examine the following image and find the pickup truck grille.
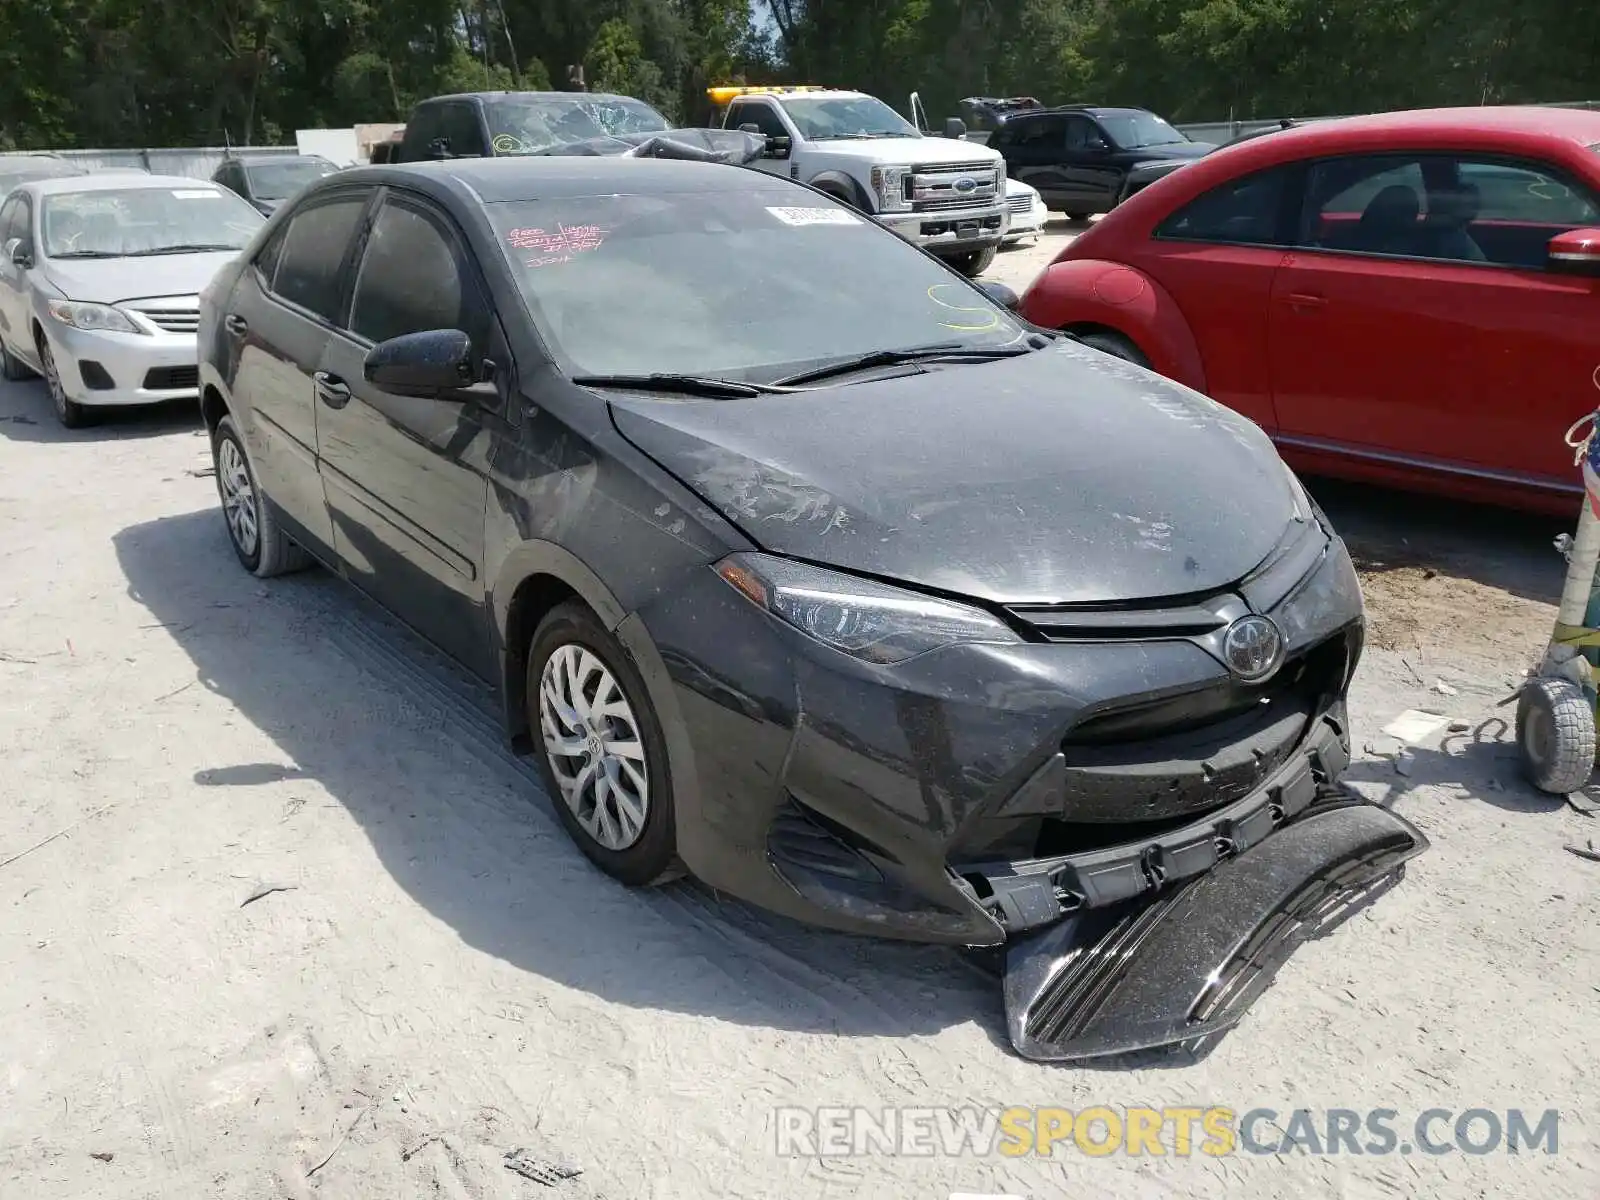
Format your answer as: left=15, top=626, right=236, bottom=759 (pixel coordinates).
left=908, top=162, right=1000, bottom=213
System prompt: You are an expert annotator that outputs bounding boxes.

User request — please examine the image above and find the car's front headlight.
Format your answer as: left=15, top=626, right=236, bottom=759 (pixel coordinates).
left=46, top=299, right=145, bottom=335
left=717, top=552, right=1021, bottom=665
left=869, top=165, right=910, bottom=213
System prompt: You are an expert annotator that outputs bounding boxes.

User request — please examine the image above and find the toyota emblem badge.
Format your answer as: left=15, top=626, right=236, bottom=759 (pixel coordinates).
left=1221, top=615, right=1284, bottom=683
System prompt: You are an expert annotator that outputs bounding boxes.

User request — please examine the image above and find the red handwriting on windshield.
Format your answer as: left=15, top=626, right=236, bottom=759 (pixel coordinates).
left=506, top=223, right=607, bottom=267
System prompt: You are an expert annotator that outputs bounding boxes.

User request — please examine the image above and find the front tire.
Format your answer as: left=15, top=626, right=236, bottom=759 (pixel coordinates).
left=0, top=337, right=34, bottom=382
left=948, top=245, right=997, bottom=278
left=1076, top=330, right=1151, bottom=368
left=527, top=601, right=680, bottom=887
left=38, top=334, right=91, bottom=427
left=1517, top=676, right=1596, bottom=795
left=211, top=414, right=311, bottom=577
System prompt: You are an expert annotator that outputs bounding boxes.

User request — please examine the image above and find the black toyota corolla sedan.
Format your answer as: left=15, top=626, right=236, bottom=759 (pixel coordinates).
left=197, top=156, right=1426, bottom=1062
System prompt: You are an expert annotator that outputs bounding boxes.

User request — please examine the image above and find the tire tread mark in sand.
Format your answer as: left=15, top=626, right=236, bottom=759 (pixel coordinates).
left=51, top=829, right=196, bottom=1177
left=325, top=607, right=922, bottom=1018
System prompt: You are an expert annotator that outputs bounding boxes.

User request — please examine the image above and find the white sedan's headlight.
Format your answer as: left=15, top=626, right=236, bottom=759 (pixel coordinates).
left=46, top=299, right=145, bottom=335
left=718, top=552, right=1021, bottom=664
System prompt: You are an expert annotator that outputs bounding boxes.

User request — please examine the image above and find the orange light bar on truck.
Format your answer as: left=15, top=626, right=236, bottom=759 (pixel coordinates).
left=706, top=85, right=826, bottom=105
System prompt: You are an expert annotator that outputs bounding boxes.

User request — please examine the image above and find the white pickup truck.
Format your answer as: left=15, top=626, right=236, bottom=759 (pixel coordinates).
left=709, top=85, right=1009, bottom=277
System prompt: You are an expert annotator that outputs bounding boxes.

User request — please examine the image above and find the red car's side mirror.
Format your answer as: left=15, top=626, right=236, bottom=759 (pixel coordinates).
left=1548, top=227, right=1600, bottom=276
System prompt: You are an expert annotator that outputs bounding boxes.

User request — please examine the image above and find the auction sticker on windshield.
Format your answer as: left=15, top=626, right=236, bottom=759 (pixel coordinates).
left=171, top=190, right=222, bottom=199
left=767, top=206, right=860, bottom=226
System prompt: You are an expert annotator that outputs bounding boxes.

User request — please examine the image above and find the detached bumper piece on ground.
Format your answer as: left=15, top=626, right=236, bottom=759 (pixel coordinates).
left=1004, top=796, right=1427, bottom=1062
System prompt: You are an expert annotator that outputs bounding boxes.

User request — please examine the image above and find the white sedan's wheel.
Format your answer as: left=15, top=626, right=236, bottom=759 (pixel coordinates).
left=538, top=643, right=650, bottom=851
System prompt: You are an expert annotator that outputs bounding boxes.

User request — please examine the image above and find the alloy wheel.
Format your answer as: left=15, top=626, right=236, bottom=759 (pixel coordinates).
left=217, top=436, right=260, bottom=558
left=537, top=643, right=650, bottom=851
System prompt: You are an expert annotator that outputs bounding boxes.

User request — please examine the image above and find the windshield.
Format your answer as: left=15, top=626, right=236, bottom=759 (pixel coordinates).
left=780, top=95, right=919, bottom=141
left=40, top=185, right=264, bottom=258
left=486, top=97, right=671, bottom=155
left=1099, top=112, right=1188, bottom=149
left=486, top=187, right=1025, bottom=381
left=245, top=158, right=336, bottom=200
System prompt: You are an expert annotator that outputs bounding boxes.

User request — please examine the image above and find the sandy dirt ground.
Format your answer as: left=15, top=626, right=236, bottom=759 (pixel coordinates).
left=2, top=228, right=1597, bottom=1199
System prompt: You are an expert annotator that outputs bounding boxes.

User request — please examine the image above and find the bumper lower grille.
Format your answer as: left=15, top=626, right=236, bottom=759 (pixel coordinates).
left=143, top=365, right=199, bottom=390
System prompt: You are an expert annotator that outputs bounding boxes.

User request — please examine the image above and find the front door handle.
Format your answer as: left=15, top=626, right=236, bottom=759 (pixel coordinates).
left=224, top=313, right=248, bottom=335
left=1283, top=292, right=1327, bottom=311
left=313, top=370, right=351, bottom=408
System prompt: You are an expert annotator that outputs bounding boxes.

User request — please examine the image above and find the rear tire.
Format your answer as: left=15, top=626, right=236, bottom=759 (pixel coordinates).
left=527, top=601, right=682, bottom=887
left=948, top=245, right=998, bottom=278
left=1076, top=330, right=1151, bottom=368
left=0, top=338, right=34, bottom=381
left=211, top=414, right=312, bottom=578
left=1517, top=676, right=1596, bottom=795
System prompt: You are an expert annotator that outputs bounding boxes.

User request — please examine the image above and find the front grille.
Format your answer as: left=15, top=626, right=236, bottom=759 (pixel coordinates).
left=127, top=301, right=199, bottom=334
left=143, top=365, right=199, bottom=390
left=907, top=161, right=1000, bottom=213
left=1007, top=193, right=1032, bottom=215
left=1036, top=636, right=1351, bottom=852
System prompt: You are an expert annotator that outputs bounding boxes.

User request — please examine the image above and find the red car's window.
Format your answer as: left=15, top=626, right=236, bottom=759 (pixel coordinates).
left=1301, top=153, right=1600, bottom=269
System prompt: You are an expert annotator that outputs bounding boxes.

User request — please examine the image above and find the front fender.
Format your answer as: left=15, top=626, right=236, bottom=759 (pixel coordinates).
left=1019, top=258, right=1207, bottom=394
left=805, top=169, right=872, bottom=210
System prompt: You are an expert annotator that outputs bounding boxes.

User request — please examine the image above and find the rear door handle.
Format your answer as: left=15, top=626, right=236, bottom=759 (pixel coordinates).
left=313, top=370, right=351, bottom=408
left=224, top=313, right=248, bottom=335
left=1283, top=292, right=1327, bottom=310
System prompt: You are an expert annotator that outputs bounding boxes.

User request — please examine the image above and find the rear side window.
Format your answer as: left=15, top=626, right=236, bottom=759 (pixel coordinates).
left=348, top=199, right=488, bottom=350
left=271, top=196, right=367, bottom=321
left=1155, top=168, right=1292, bottom=245
left=1010, top=116, right=1066, bottom=150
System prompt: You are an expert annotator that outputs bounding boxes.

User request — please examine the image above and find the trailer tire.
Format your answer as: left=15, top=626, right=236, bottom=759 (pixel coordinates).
left=1516, top=675, right=1596, bottom=795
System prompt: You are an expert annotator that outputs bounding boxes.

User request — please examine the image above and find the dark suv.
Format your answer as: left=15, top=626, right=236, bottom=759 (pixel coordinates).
left=988, top=104, right=1213, bottom=219
left=393, top=91, right=672, bottom=161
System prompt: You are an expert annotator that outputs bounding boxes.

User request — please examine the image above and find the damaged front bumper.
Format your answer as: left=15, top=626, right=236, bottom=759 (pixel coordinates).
left=633, top=526, right=1428, bottom=1059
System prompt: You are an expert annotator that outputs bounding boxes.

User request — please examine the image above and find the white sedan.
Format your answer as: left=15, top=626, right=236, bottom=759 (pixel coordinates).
left=1001, top=177, right=1047, bottom=246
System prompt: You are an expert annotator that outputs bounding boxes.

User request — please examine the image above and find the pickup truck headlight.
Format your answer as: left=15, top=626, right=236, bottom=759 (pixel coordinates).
left=46, top=299, right=145, bottom=335
left=717, top=552, right=1021, bottom=665
left=869, top=165, right=910, bottom=213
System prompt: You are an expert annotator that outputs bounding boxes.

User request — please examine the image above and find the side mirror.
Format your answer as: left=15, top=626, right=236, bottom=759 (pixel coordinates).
left=1548, top=228, right=1600, bottom=276
left=1084, top=136, right=1109, bottom=154
left=738, top=122, right=761, bottom=134
left=978, top=280, right=1020, bottom=311
left=364, top=328, right=475, bottom=397
left=6, top=237, right=32, bottom=269
left=427, top=137, right=452, bottom=160
left=943, top=117, right=968, bottom=140
left=764, top=135, right=792, bottom=160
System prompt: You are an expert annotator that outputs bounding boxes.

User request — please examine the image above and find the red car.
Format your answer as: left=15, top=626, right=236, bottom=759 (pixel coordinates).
left=1018, top=107, right=1600, bottom=515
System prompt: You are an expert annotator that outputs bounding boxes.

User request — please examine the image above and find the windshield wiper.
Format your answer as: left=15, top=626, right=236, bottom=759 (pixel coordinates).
left=571, top=373, right=786, bottom=399
left=775, top=342, right=1038, bottom=387
left=48, top=249, right=124, bottom=259
left=126, top=243, right=242, bottom=256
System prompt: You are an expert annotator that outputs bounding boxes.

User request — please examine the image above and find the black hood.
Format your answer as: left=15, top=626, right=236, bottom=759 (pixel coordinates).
left=607, top=340, right=1300, bottom=606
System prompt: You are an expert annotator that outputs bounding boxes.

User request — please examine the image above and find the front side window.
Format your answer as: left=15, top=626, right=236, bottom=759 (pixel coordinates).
left=40, top=185, right=263, bottom=259
left=484, top=96, right=670, bottom=155
left=348, top=199, right=486, bottom=350
left=777, top=95, right=919, bottom=141
left=0, top=197, right=21, bottom=244
left=245, top=158, right=337, bottom=202
left=1062, top=115, right=1102, bottom=152
left=270, top=196, right=367, bottom=321
left=727, top=101, right=788, bottom=141
left=1155, top=168, right=1291, bottom=246
left=1302, top=153, right=1600, bottom=267
left=485, top=185, right=1026, bottom=381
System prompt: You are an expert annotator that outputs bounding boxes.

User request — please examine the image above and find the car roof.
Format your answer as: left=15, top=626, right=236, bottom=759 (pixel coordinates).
left=1223, top=105, right=1600, bottom=161
left=313, top=156, right=801, bottom=205
left=420, top=91, right=648, bottom=106
left=231, top=153, right=329, bottom=164
left=27, top=172, right=228, bottom=196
